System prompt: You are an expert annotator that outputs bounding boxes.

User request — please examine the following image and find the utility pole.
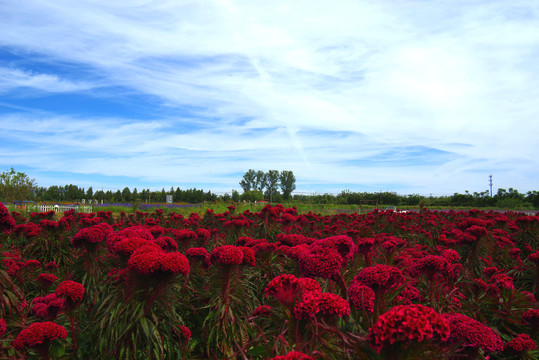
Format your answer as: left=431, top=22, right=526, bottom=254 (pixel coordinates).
left=489, top=175, right=493, bottom=197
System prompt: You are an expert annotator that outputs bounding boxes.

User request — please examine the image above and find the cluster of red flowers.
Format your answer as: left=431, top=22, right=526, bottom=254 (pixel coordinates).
left=71, top=222, right=113, bottom=248
left=209, top=245, right=256, bottom=266
left=443, top=313, right=503, bottom=354
left=269, top=350, right=314, bottom=360
left=504, top=333, right=536, bottom=353
left=0, top=203, right=16, bottom=232
left=37, top=273, right=58, bottom=287
left=0, top=318, right=6, bottom=337
left=55, top=280, right=85, bottom=305
left=128, top=246, right=190, bottom=276
left=351, top=264, right=404, bottom=292
left=177, top=325, right=191, bottom=341
left=32, top=294, right=65, bottom=320
left=13, top=321, right=68, bottom=350
left=368, top=304, right=450, bottom=353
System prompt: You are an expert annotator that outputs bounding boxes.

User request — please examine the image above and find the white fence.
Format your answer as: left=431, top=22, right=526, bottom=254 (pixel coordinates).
left=27, top=204, right=93, bottom=213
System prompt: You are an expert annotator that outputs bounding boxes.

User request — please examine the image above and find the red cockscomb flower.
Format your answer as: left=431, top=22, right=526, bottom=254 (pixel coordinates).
left=71, top=223, right=113, bottom=248
left=298, top=245, right=343, bottom=279
left=154, top=236, right=179, bottom=252
left=55, top=280, right=85, bottom=304
left=352, top=264, right=404, bottom=292
left=13, top=321, right=68, bottom=350
left=504, top=333, right=536, bottom=353
left=128, top=247, right=190, bottom=276
left=522, top=308, right=539, bottom=326
left=37, top=273, right=58, bottom=287
left=270, top=351, right=315, bottom=360
left=0, top=202, right=16, bottom=233
left=264, top=274, right=321, bottom=307
left=177, top=325, right=191, bottom=341
left=443, top=313, right=503, bottom=354
left=369, top=304, right=449, bottom=353
left=348, top=283, right=375, bottom=312
left=253, top=305, right=273, bottom=317
left=32, top=294, right=65, bottom=320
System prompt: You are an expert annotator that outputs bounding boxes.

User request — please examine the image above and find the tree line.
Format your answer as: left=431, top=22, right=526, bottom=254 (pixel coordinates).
left=1, top=168, right=538, bottom=209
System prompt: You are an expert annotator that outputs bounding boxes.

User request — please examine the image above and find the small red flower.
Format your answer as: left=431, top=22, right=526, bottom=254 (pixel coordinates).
left=253, top=305, right=273, bottom=317
left=0, top=318, right=6, bottom=337
left=177, top=325, right=191, bottom=341
left=443, top=313, right=503, bottom=354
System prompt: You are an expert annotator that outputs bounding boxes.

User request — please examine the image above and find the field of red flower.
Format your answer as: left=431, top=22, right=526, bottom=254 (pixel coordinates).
left=0, top=202, right=538, bottom=359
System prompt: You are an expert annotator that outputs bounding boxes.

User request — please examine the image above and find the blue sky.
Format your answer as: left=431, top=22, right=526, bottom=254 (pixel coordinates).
left=1, top=0, right=538, bottom=196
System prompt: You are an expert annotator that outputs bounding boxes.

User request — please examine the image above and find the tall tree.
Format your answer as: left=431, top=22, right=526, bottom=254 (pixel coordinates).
left=280, top=170, right=296, bottom=200
left=239, top=169, right=257, bottom=192
left=265, top=170, right=280, bottom=202
left=86, top=186, right=94, bottom=199
left=122, top=187, right=132, bottom=202
left=0, top=168, right=37, bottom=203
left=255, top=170, right=267, bottom=193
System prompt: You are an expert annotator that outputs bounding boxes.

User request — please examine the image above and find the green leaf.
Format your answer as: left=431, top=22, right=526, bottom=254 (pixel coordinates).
left=50, top=342, right=66, bottom=358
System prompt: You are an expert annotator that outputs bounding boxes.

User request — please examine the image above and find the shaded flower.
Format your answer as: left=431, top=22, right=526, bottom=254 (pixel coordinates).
left=504, top=333, right=536, bottom=353
left=348, top=283, right=375, bottom=312
left=37, top=273, right=58, bottom=287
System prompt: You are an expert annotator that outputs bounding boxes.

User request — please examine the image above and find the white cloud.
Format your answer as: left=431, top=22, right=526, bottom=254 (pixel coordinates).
left=0, top=0, right=538, bottom=194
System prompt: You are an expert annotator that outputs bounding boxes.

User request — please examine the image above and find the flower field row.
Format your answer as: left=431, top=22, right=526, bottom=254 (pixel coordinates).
left=0, top=203, right=538, bottom=359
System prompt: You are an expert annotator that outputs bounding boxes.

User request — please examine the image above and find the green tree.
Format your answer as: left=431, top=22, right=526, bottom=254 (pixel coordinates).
left=240, top=190, right=264, bottom=202
left=231, top=189, right=240, bottom=202
left=239, top=169, right=257, bottom=192
left=279, top=170, right=296, bottom=200
left=86, top=186, right=94, bottom=199
left=255, top=170, right=267, bottom=193
left=265, top=170, right=280, bottom=202
left=0, top=168, right=37, bottom=203
left=122, top=187, right=132, bottom=202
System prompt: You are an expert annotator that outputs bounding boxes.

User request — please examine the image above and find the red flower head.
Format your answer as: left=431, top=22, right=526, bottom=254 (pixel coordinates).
left=32, top=294, right=65, bottom=320
left=352, top=264, right=404, bottom=293
left=369, top=304, right=449, bottom=353
left=177, top=325, right=191, bottom=341
left=253, top=305, right=273, bottom=317
left=71, top=223, right=113, bottom=248
left=106, top=226, right=154, bottom=252
left=408, top=255, right=451, bottom=278
left=298, top=244, right=343, bottom=279
left=504, top=333, right=536, bottom=353
left=0, top=202, right=16, bottom=233
left=210, top=245, right=255, bottom=266
left=348, top=283, right=375, bottom=312
left=154, top=236, right=179, bottom=252
left=317, top=292, right=350, bottom=317
left=522, top=308, right=539, bottom=326
left=443, top=313, right=503, bottom=354
left=113, top=237, right=161, bottom=258
left=128, top=247, right=190, bottom=276
left=55, top=280, right=85, bottom=305
left=264, top=274, right=321, bottom=307
left=37, top=273, right=58, bottom=287
left=270, top=351, right=315, bottom=360
left=196, top=228, right=211, bottom=241
left=0, top=318, right=7, bottom=337
left=13, top=321, right=68, bottom=350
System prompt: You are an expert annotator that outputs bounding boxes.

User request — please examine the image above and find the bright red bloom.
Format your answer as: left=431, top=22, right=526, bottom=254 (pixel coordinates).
left=154, top=236, right=179, bottom=252
left=408, top=255, right=451, bottom=278
left=13, top=321, right=68, bottom=350
left=317, top=292, right=350, bottom=317
left=0, top=203, right=16, bottom=233
left=128, top=247, right=190, bottom=276
left=32, top=294, right=65, bottom=320
left=71, top=223, right=113, bottom=248
left=270, top=351, right=315, bottom=360
left=352, top=264, right=404, bottom=292
left=171, top=229, right=198, bottom=242
left=443, top=313, right=503, bottom=354
left=37, top=273, right=58, bottom=287
left=106, top=226, right=154, bottom=252
left=298, top=245, right=343, bottom=279
left=369, top=304, right=449, bottom=353
left=504, top=333, right=536, bottom=352
left=114, top=237, right=161, bottom=258
left=348, top=283, right=375, bottom=312
left=55, top=280, right=85, bottom=304
left=177, top=325, right=191, bottom=341
left=294, top=291, right=320, bottom=319
left=210, top=245, right=255, bottom=266
left=264, top=274, right=321, bottom=307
